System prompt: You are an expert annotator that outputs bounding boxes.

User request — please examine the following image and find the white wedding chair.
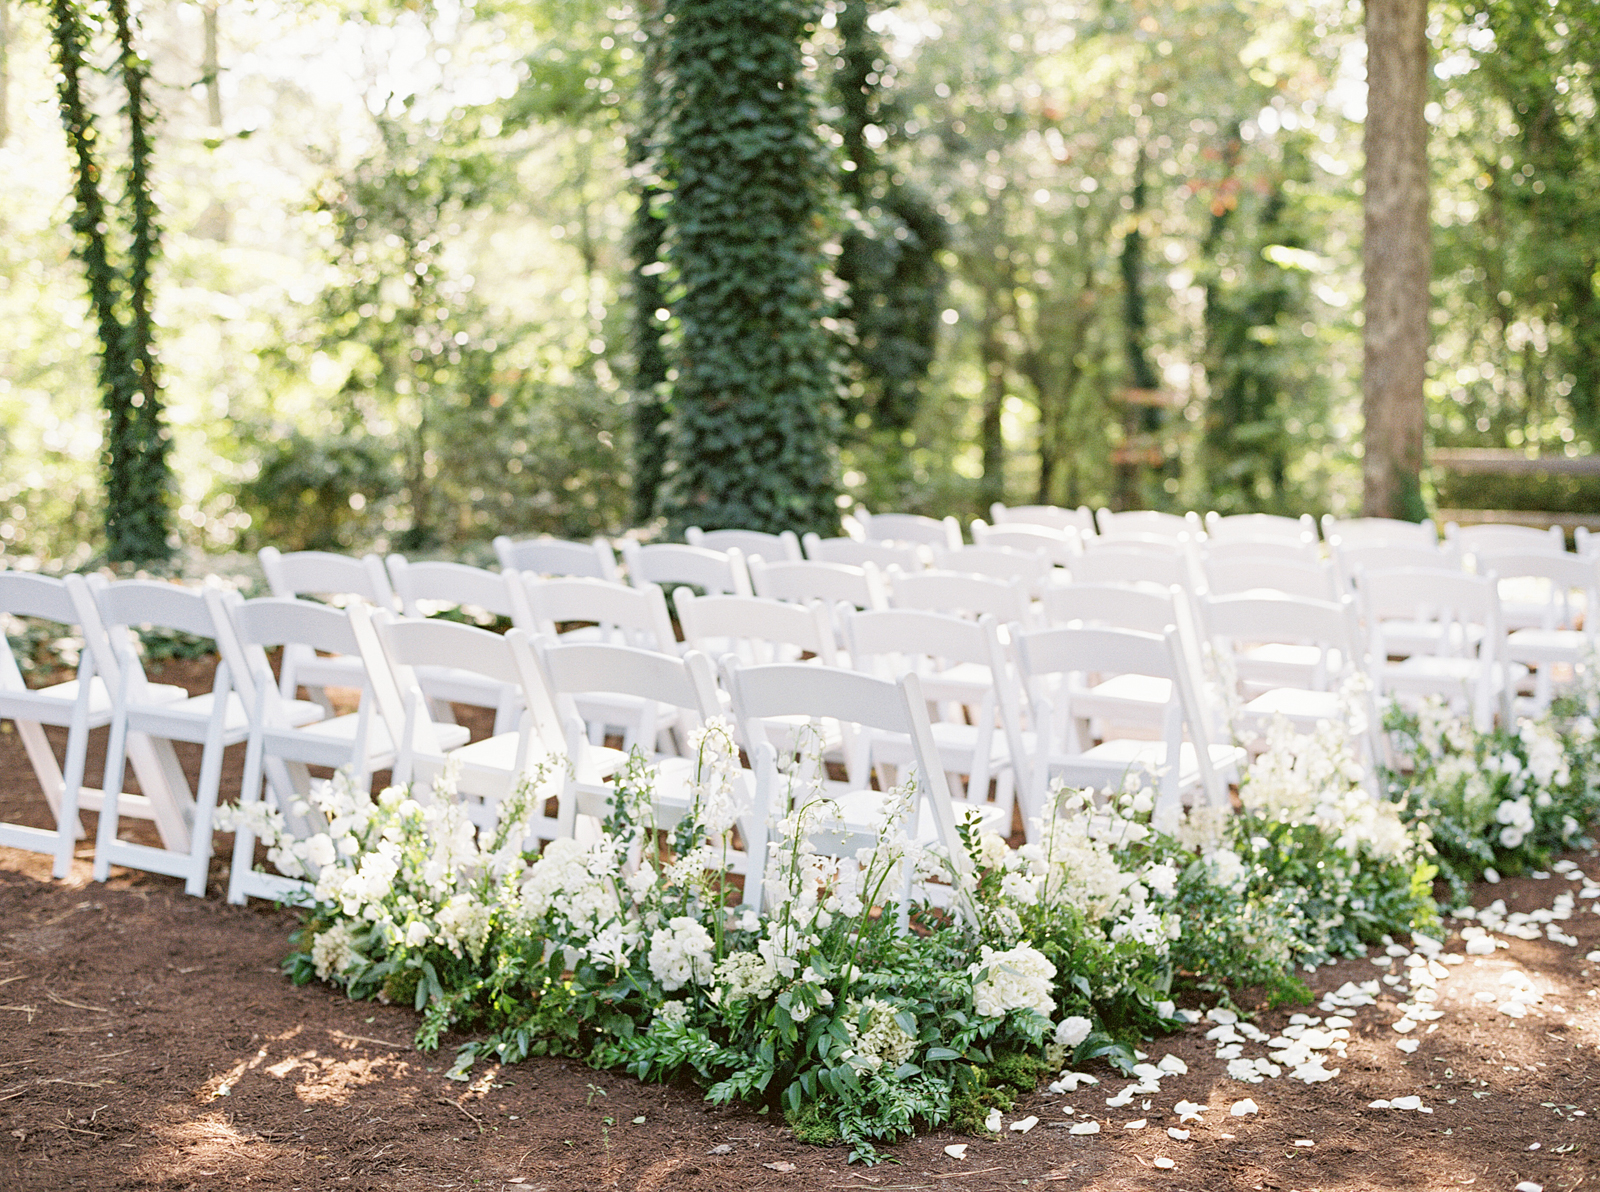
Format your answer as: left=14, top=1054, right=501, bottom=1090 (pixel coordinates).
left=1202, top=555, right=1340, bottom=600
left=801, top=533, right=925, bottom=572
left=1012, top=623, right=1241, bottom=826
left=1069, top=544, right=1200, bottom=592
left=1094, top=508, right=1201, bottom=540
left=843, top=609, right=1016, bottom=826
left=685, top=525, right=803, bottom=562
left=385, top=557, right=534, bottom=733
left=988, top=502, right=1096, bottom=535
left=1202, top=511, right=1318, bottom=545
left=889, top=569, right=1035, bottom=627
left=620, top=540, right=752, bottom=597
left=722, top=660, right=977, bottom=920
left=208, top=592, right=466, bottom=905
left=674, top=590, right=838, bottom=668
left=532, top=640, right=759, bottom=880
left=970, top=522, right=1083, bottom=567
left=0, top=573, right=184, bottom=875
left=1475, top=550, right=1600, bottom=711
left=1357, top=567, right=1523, bottom=731
left=855, top=510, right=963, bottom=551
left=1203, top=536, right=1325, bottom=568
left=1201, top=591, right=1383, bottom=766
left=1445, top=522, right=1565, bottom=557
left=1321, top=515, right=1437, bottom=547
left=493, top=534, right=620, bottom=582
left=748, top=558, right=889, bottom=628
left=931, top=545, right=1056, bottom=595
left=259, top=547, right=397, bottom=710
left=352, top=606, right=566, bottom=843
left=520, top=576, right=681, bottom=743
left=73, top=580, right=309, bottom=895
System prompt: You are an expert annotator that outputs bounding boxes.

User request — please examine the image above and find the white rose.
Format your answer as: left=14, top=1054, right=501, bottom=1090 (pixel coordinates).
left=1055, top=1016, right=1092, bottom=1047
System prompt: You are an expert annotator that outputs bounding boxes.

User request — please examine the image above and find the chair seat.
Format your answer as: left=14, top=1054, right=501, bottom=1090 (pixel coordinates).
left=1238, top=687, right=1340, bottom=726
left=1071, top=672, right=1172, bottom=723
left=1046, top=738, right=1244, bottom=794
left=1383, top=656, right=1528, bottom=697
left=412, top=664, right=520, bottom=710
left=127, top=691, right=323, bottom=739
left=0, top=677, right=186, bottom=724
left=1234, top=643, right=1343, bottom=688
left=1506, top=627, right=1590, bottom=664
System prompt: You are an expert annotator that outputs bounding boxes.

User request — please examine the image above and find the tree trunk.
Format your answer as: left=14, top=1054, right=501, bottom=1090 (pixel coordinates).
left=1, top=0, right=11, bottom=147
left=978, top=289, right=1007, bottom=511
left=1362, top=0, right=1431, bottom=520
left=203, top=3, right=221, bottom=126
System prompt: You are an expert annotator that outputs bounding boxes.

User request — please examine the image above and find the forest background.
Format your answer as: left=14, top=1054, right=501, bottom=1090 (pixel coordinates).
left=0, top=0, right=1596, bottom=567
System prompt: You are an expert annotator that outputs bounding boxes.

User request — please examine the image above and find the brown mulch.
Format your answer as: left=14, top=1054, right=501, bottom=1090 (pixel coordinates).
left=1, top=659, right=1597, bottom=1190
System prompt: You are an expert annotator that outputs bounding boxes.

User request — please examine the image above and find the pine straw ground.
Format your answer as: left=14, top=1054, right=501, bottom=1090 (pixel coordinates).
left=0, top=660, right=1596, bottom=1191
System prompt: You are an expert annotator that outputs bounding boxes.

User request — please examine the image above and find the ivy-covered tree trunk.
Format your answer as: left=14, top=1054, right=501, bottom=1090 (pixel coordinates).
left=49, top=0, right=172, bottom=563
left=1362, top=0, right=1430, bottom=521
left=655, top=0, right=840, bottom=536
left=627, top=1, right=671, bottom=525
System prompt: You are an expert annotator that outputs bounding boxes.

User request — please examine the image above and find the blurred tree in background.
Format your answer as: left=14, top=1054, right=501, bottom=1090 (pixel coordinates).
left=0, top=0, right=1595, bottom=563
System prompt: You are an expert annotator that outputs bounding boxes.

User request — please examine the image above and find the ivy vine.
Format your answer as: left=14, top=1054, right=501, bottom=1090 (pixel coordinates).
left=652, top=0, right=841, bottom=537
left=48, top=0, right=172, bottom=562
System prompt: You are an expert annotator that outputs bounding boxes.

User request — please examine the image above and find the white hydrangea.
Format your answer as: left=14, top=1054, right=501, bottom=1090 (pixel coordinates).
left=1496, top=796, right=1536, bottom=849
left=311, top=922, right=358, bottom=982
left=647, top=916, right=715, bottom=991
left=843, top=999, right=918, bottom=1071
left=970, top=943, right=1056, bottom=1019
left=653, top=999, right=692, bottom=1029
left=1055, top=1015, right=1092, bottom=1048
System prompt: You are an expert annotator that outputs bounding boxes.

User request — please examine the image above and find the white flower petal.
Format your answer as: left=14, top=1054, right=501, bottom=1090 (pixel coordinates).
left=1230, top=1099, right=1259, bottom=1117
left=944, top=1144, right=968, bottom=1160
left=1069, top=1121, right=1101, bottom=1135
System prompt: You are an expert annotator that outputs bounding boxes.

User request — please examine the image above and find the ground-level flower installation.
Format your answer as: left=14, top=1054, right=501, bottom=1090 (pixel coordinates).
left=234, top=681, right=1597, bottom=1162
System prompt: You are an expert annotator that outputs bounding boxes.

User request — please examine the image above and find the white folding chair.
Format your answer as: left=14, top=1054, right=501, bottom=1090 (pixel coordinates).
left=1202, top=511, right=1318, bottom=544
left=686, top=525, right=803, bottom=562
left=844, top=609, right=1016, bottom=828
left=801, top=533, right=926, bottom=572
left=0, top=573, right=184, bottom=875
left=353, top=606, right=566, bottom=843
left=856, top=510, right=963, bottom=551
left=1203, top=537, right=1326, bottom=570
left=1203, top=556, right=1340, bottom=601
left=1445, top=522, right=1565, bottom=557
left=722, top=660, right=976, bottom=921
left=208, top=592, right=465, bottom=905
left=1357, top=568, right=1523, bottom=732
left=1475, top=550, right=1600, bottom=711
left=1094, top=508, right=1202, bottom=540
left=258, top=547, right=397, bottom=711
left=747, top=558, right=889, bottom=634
left=520, top=576, right=681, bottom=744
left=620, top=540, right=752, bottom=597
left=1013, top=623, right=1242, bottom=826
left=493, top=534, right=620, bottom=582
left=674, top=590, right=838, bottom=668
left=73, top=580, right=308, bottom=894
left=931, top=545, right=1056, bottom=595
left=1201, top=591, right=1383, bottom=764
left=889, top=569, right=1035, bottom=626
left=385, top=556, right=534, bottom=733
left=988, top=502, right=1096, bottom=535
left=1069, top=544, right=1200, bottom=592
left=1321, top=515, right=1437, bottom=547
left=970, top=521, right=1084, bottom=567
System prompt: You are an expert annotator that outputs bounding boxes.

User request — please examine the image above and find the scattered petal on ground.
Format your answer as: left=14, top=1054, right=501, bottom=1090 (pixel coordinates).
left=1152, top=1157, right=1175, bottom=1169
left=1123, top=1119, right=1147, bottom=1130
left=1167, top=1127, right=1190, bottom=1140
left=1070, top=1121, right=1101, bottom=1135
left=984, top=1108, right=1002, bottom=1133
left=943, top=1144, right=968, bottom=1160
left=1010, top=1116, right=1039, bottom=1133
left=1396, top=1038, right=1420, bottom=1053
left=1231, top=1098, right=1259, bottom=1116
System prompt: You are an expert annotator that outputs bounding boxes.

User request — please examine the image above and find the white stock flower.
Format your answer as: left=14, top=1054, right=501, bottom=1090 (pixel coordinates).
left=311, top=922, right=358, bottom=982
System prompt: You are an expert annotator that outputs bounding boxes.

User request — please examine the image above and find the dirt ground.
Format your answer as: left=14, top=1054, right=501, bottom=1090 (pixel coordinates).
left=1, top=659, right=1598, bottom=1191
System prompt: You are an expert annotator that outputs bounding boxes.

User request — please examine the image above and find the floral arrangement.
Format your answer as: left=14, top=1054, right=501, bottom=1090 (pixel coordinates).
left=1385, top=687, right=1599, bottom=902
left=237, top=706, right=1475, bottom=1162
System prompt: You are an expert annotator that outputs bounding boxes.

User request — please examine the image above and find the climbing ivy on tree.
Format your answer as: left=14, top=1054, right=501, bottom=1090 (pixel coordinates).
left=653, top=0, right=841, bottom=537
left=48, top=0, right=172, bottom=563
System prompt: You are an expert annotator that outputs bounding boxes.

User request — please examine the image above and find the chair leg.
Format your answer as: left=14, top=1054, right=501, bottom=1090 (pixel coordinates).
left=228, top=731, right=267, bottom=905
left=89, top=711, right=134, bottom=883
left=185, top=720, right=231, bottom=898
left=50, top=701, right=95, bottom=880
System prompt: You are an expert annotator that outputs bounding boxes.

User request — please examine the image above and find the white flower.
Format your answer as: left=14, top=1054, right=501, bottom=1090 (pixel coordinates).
left=843, top=999, right=918, bottom=1071
left=647, top=917, right=715, bottom=992
left=1055, top=1016, right=1092, bottom=1048
left=1144, top=862, right=1178, bottom=899
left=970, top=944, right=1056, bottom=1019
left=306, top=833, right=338, bottom=869
left=404, top=920, right=431, bottom=948
left=311, top=922, right=358, bottom=982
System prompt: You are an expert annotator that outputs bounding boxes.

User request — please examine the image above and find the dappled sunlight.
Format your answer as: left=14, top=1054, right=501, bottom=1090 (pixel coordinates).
left=195, top=1023, right=415, bottom=1108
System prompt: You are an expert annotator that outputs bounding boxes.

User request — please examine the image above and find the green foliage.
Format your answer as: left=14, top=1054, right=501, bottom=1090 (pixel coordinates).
left=1384, top=697, right=1599, bottom=903
left=652, top=0, right=842, bottom=536
left=237, top=431, right=398, bottom=553
left=46, top=0, right=172, bottom=563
